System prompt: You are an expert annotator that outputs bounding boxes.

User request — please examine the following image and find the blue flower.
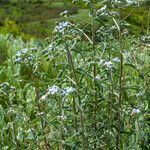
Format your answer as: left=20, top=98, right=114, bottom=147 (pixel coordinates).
left=15, top=57, right=22, bottom=63
left=16, top=51, right=21, bottom=57
left=21, top=48, right=28, bottom=54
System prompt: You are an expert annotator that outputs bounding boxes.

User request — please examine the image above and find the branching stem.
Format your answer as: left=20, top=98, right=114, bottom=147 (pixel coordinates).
left=91, top=1, right=98, bottom=148
left=113, top=18, right=123, bottom=150
left=65, top=45, right=86, bottom=149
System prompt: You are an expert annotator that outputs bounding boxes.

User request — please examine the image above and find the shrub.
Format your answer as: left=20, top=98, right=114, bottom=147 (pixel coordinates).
left=0, top=1, right=149, bottom=149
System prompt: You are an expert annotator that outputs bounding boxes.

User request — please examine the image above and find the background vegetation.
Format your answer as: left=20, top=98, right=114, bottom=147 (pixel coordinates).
left=0, top=0, right=149, bottom=39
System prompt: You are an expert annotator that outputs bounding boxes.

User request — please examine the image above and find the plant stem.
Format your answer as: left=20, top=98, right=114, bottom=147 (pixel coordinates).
left=113, top=18, right=123, bottom=150
left=118, top=30, right=123, bottom=150
left=147, top=7, right=150, bottom=35
left=35, top=88, right=50, bottom=150
left=65, top=45, right=86, bottom=149
left=117, top=48, right=123, bottom=148
left=66, top=46, right=78, bottom=134
left=12, top=122, right=20, bottom=150
left=8, top=95, right=20, bottom=149
left=73, top=97, right=78, bottom=133
left=59, top=98, right=63, bottom=150
left=32, top=75, right=50, bottom=150
left=91, top=2, right=98, bottom=148
left=107, top=68, right=114, bottom=148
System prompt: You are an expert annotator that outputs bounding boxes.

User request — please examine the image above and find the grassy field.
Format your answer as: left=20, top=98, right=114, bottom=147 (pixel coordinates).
left=0, top=1, right=149, bottom=39
left=0, top=1, right=78, bottom=38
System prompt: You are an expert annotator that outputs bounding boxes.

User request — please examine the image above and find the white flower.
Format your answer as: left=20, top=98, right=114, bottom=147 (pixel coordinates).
left=110, top=25, right=118, bottom=30
left=95, top=75, right=101, bottom=80
left=60, top=10, right=68, bottom=17
left=98, top=59, right=104, bottom=65
left=126, top=0, right=137, bottom=5
left=38, top=112, right=44, bottom=116
left=58, top=115, right=67, bottom=121
left=113, top=57, right=120, bottom=63
left=21, top=48, right=28, bottom=54
left=62, top=87, right=75, bottom=96
left=132, top=108, right=140, bottom=114
left=48, top=43, right=54, bottom=51
left=16, top=51, right=21, bottom=57
left=54, top=21, right=71, bottom=35
left=30, top=47, right=37, bottom=52
left=112, top=0, right=122, bottom=4
left=123, top=29, right=129, bottom=35
left=104, top=61, right=113, bottom=69
left=7, top=108, right=15, bottom=114
left=15, top=57, right=22, bottom=63
left=47, top=85, right=60, bottom=95
left=136, top=92, right=143, bottom=97
left=26, top=128, right=32, bottom=133
left=99, top=12, right=109, bottom=18
left=109, top=11, right=119, bottom=17
left=98, top=5, right=107, bottom=13
left=22, top=114, right=29, bottom=122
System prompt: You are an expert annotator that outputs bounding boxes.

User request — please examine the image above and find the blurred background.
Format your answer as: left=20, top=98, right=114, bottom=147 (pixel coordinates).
left=0, top=0, right=149, bottom=40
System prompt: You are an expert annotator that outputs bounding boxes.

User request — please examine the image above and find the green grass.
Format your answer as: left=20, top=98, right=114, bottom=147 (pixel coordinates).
left=19, top=9, right=90, bottom=38
left=0, top=1, right=78, bottom=38
left=49, top=2, right=65, bottom=8
left=0, top=1, right=149, bottom=39
left=120, top=6, right=149, bottom=35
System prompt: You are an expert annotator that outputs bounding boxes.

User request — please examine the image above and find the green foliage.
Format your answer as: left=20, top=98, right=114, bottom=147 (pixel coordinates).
left=120, top=6, right=149, bottom=35
left=0, top=1, right=150, bottom=149
left=0, top=35, right=9, bottom=65
left=0, top=19, right=19, bottom=35
left=0, top=0, right=148, bottom=39
left=0, top=19, right=32, bottom=40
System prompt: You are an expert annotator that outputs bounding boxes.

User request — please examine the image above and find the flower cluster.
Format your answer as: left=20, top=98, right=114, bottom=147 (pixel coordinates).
left=53, top=21, right=80, bottom=42
left=0, top=82, right=16, bottom=95
left=97, top=5, right=107, bottom=13
left=0, top=82, right=16, bottom=101
left=96, top=5, right=119, bottom=21
left=62, top=87, right=76, bottom=96
left=47, top=85, right=60, bottom=95
left=141, top=36, right=150, bottom=46
left=54, top=21, right=71, bottom=35
left=98, top=57, right=120, bottom=70
left=104, top=61, right=113, bottom=69
left=40, top=85, right=76, bottom=101
left=95, top=75, right=101, bottom=80
left=96, top=27, right=113, bottom=40
left=122, top=29, right=129, bottom=36
left=131, top=108, right=140, bottom=114
left=98, top=60, right=113, bottom=70
left=112, top=57, right=120, bottom=63
left=127, top=107, right=141, bottom=115
left=15, top=47, right=37, bottom=64
left=136, top=91, right=144, bottom=97
left=58, top=115, right=67, bottom=121
left=15, top=49, right=26, bottom=63
left=109, top=0, right=143, bottom=7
